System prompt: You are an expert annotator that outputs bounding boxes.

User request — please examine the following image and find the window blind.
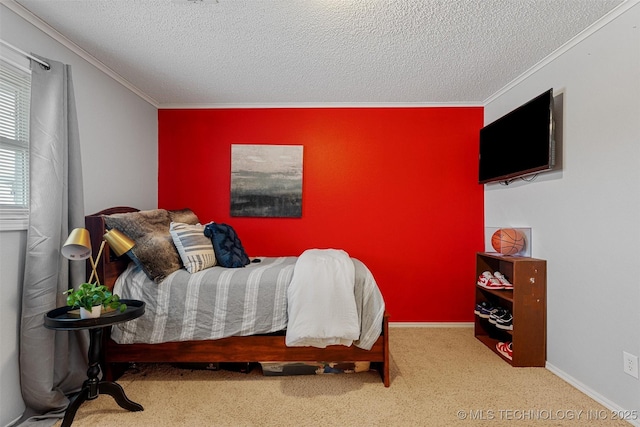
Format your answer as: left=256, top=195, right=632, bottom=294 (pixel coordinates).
left=0, top=58, right=30, bottom=229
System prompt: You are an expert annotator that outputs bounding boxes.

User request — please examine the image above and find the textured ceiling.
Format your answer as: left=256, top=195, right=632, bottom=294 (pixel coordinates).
left=11, top=0, right=625, bottom=107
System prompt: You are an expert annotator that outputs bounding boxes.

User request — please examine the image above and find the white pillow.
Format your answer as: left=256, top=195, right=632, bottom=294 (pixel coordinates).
left=169, top=222, right=216, bottom=273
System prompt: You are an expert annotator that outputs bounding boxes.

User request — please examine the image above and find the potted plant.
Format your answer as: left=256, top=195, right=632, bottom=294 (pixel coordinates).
left=64, top=282, right=127, bottom=319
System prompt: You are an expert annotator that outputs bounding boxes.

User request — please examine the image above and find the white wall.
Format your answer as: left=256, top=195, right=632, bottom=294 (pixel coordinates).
left=0, top=4, right=158, bottom=426
left=484, top=2, right=640, bottom=419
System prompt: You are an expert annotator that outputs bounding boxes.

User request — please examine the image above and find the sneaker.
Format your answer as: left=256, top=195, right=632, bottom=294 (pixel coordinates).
left=489, top=307, right=509, bottom=325
left=497, top=341, right=513, bottom=360
left=494, top=271, right=513, bottom=289
left=495, top=310, right=513, bottom=330
left=474, top=301, right=496, bottom=318
left=477, top=271, right=505, bottom=290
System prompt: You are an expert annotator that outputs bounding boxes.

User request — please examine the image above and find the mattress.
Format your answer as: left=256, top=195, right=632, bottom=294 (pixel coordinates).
left=111, top=256, right=384, bottom=350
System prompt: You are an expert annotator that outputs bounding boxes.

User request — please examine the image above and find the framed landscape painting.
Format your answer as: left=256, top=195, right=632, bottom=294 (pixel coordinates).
left=230, top=144, right=303, bottom=217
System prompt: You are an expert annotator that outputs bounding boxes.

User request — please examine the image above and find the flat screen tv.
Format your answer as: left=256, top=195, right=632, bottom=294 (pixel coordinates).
left=479, top=89, right=555, bottom=184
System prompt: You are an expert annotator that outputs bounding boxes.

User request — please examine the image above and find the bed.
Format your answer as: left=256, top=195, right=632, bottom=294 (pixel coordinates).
left=86, top=207, right=390, bottom=386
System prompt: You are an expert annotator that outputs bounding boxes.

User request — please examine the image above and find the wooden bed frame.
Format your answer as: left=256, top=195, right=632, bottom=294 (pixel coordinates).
left=86, top=207, right=390, bottom=386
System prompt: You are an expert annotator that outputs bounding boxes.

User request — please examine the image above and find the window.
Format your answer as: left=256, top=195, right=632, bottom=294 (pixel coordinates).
left=0, top=58, right=31, bottom=230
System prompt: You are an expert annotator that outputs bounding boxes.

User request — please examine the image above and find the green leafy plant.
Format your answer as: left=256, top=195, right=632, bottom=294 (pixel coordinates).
left=64, top=282, right=126, bottom=313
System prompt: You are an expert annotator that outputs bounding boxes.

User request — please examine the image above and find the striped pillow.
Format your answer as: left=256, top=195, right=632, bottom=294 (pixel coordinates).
left=170, top=222, right=217, bottom=273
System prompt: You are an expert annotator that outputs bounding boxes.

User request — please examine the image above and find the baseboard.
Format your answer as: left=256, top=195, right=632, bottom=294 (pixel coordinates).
left=389, top=322, right=474, bottom=328
left=546, top=362, right=640, bottom=427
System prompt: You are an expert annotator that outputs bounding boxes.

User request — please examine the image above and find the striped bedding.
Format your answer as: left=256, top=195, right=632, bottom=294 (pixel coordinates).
left=111, top=256, right=384, bottom=350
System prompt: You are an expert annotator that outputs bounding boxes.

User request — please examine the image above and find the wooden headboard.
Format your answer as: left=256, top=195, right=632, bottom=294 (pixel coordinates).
left=85, top=206, right=139, bottom=290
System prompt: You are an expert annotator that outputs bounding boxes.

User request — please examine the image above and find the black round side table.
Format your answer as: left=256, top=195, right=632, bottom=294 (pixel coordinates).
left=44, top=299, right=145, bottom=427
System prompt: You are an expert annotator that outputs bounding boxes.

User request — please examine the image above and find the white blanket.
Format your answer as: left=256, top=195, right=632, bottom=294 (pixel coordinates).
left=285, top=249, right=360, bottom=348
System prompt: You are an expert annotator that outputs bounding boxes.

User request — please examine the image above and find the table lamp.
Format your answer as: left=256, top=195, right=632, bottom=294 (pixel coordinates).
left=103, top=228, right=135, bottom=257
left=62, top=227, right=135, bottom=286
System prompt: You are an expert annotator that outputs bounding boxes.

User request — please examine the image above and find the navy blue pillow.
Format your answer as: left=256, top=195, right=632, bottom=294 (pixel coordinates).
left=203, top=223, right=250, bottom=268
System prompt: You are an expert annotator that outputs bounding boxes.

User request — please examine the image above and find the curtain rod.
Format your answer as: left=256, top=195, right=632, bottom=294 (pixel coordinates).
left=0, top=39, right=50, bottom=70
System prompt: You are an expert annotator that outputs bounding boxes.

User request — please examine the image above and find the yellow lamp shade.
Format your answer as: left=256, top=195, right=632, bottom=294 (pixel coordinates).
left=103, top=229, right=135, bottom=257
left=61, top=228, right=92, bottom=260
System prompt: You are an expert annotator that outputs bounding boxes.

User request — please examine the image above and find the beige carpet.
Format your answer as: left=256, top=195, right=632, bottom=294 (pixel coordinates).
left=55, top=328, right=628, bottom=427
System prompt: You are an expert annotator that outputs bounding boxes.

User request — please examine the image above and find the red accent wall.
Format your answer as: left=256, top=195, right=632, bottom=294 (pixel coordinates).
left=158, top=107, right=484, bottom=322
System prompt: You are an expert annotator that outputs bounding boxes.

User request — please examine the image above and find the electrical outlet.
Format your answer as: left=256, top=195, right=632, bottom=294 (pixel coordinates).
left=623, top=352, right=639, bottom=379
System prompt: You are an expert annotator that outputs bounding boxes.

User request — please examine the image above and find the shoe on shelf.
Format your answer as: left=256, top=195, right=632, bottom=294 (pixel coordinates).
left=477, top=271, right=505, bottom=290
left=497, top=341, right=513, bottom=360
left=493, top=271, right=513, bottom=289
left=474, top=301, right=496, bottom=318
left=495, top=311, right=513, bottom=330
left=488, top=307, right=506, bottom=324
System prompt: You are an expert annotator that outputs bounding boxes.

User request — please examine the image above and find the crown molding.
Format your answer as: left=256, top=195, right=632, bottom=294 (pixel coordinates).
left=159, top=102, right=483, bottom=109
left=484, top=0, right=639, bottom=105
left=5, top=0, right=635, bottom=110
left=2, top=0, right=159, bottom=107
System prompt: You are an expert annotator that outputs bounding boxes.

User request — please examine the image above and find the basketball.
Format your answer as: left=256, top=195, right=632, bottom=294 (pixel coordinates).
left=491, top=228, right=525, bottom=255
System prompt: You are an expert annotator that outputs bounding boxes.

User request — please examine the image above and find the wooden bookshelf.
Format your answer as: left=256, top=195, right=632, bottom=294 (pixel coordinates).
left=474, top=252, right=546, bottom=367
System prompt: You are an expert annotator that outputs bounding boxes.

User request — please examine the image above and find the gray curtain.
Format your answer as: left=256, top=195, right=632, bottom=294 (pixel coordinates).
left=16, top=57, right=88, bottom=426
